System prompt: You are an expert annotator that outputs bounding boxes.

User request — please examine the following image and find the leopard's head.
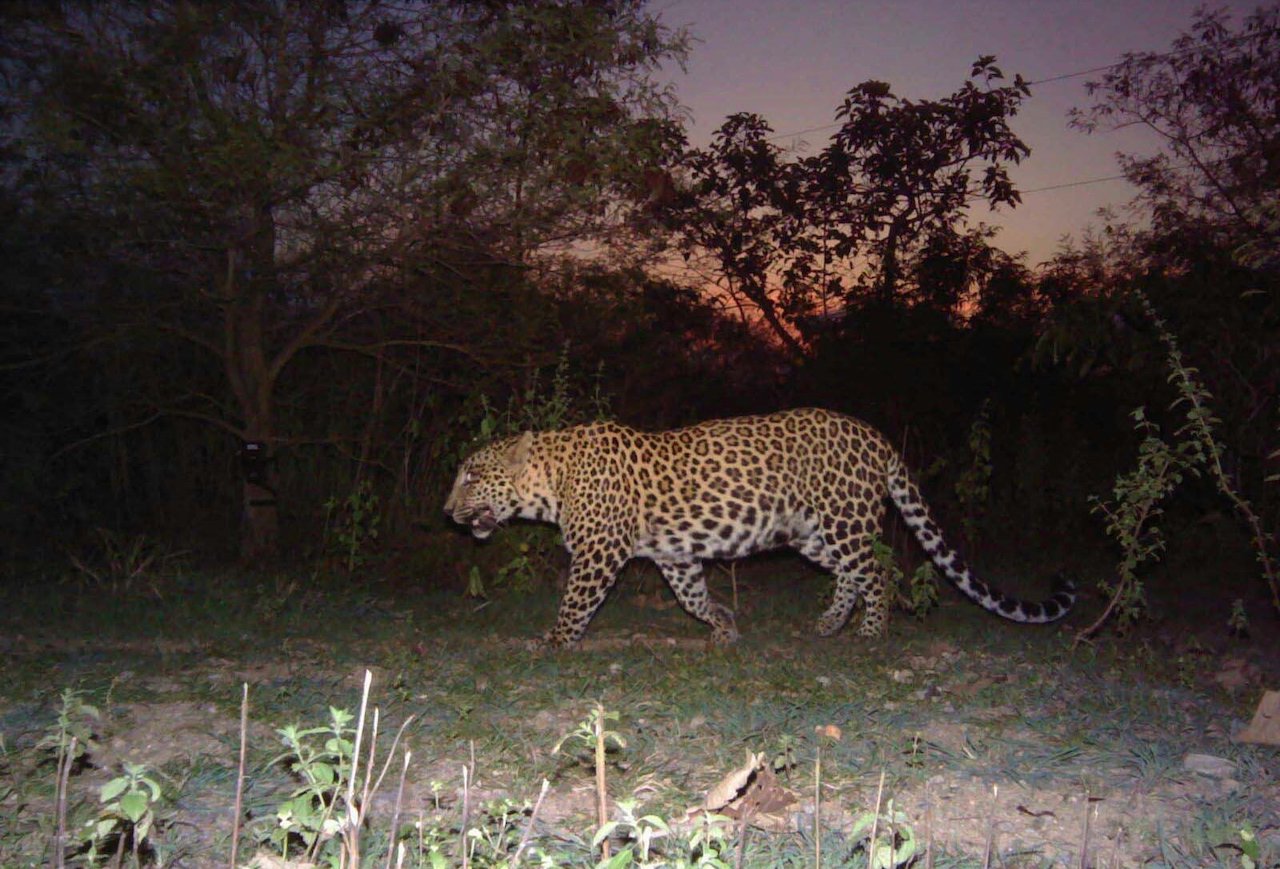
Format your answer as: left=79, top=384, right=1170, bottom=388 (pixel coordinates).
left=443, top=432, right=533, bottom=539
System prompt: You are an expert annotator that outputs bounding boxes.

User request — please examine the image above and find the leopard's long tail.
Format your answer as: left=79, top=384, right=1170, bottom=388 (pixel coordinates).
left=886, top=454, right=1076, bottom=624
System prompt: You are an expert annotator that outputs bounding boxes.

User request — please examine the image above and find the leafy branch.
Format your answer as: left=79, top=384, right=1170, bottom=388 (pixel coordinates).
left=1084, top=290, right=1279, bottom=637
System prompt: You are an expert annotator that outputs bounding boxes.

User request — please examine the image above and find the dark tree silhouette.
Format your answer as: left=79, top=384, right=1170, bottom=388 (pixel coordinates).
left=3, top=1, right=686, bottom=558
left=1071, top=5, right=1280, bottom=268
left=665, top=57, right=1030, bottom=357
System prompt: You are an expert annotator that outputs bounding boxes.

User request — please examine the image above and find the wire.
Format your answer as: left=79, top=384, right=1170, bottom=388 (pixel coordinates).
left=1025, top=62, right=1122, bottom=86
left=1019, top=172, right=1131, bottom=195
left=761, top=23, right=1278, bottom=144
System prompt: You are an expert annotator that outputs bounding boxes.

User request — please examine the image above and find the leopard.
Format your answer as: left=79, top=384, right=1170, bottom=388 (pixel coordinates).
left=444, top=407, right=1075, bottom=648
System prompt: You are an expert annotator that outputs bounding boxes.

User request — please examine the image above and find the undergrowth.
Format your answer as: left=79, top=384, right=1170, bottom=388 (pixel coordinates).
left=461, top=342, right=612, bottom=601
left=1086, top=290, right=1280, bottom=637
left=1, top=562, right=1275, bottom=866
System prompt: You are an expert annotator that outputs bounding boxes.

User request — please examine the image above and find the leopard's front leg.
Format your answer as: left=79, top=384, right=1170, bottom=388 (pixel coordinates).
left=536, top=543, right=630, bottom=649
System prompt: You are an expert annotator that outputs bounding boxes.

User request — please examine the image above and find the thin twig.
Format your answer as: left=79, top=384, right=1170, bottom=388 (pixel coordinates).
left=342, top=670, right=375, bottom=868
left=369, top=714, right=418, bottom=797
left=982, top=784, right=997, bottom=869
left=868, top=770, right=886, bottom=868
left=361, top=706, right=381, bottom=823
left=1108, top=822, right=1123, bottom=869
left=925, top=778, right=934, bottom=869
left=384, top=748, right=411, bottom=869
left=594, top=703, right=611, bottom=861
left=229, top=683, right=249, bottom=869
left=734, top=803, right=749, bottom=869
left=54, top=736, right=77, bottom=869
left=813, top=740, right=821, bottom=868
left=1079, top=792, right=1092, bottom=869
left=510, top=778, right=551, bottom=869
left=459, top=764, right=472, bottom=869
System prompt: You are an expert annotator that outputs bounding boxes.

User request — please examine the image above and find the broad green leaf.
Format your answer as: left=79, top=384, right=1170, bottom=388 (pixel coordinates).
left=100, top=777, right=130, bottom=802
left=120, top=791, right=149, bottom=823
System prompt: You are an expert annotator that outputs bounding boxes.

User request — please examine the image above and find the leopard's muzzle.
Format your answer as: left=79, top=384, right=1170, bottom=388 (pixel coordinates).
left=452, top=505, right=499, bottom=539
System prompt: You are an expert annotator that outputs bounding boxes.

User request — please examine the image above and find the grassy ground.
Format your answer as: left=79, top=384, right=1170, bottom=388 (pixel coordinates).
left=0, top=555, right=1276, bottom=867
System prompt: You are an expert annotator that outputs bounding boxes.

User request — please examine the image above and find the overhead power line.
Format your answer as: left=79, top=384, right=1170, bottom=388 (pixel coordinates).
left=1019, top=172, right=1130, bottom=195
left=762, top=24, right=1277, bottom=144
left=1024, top=62, right=1121, bottom=86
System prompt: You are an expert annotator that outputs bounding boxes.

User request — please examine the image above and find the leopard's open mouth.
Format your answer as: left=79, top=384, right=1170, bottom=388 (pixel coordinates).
left=451, top=505, right=499, bottom=539
left=469, top=509, right=498, bottom=539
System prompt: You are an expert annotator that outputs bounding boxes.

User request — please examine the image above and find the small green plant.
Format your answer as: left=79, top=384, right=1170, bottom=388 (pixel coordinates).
left=955, top=398, right=994, bottom=547
left=594, top=798, right=670, bottom=866
left=1137, top=293, right=1278, bottom=617
left=37, top=689, right=102, bottom=869
left=902, top=561, right=940, bottom=620
left=255, top=674, right=416, bottom=868
left=82, top=762, right=163, bottom=866
left=493, top=539, right=541, bottom=594
left=771, top=733, right=799, bottom=777
left=323, top=478, right=382, bottom=574
left=466, top=565, right=488, bottom=599
left=38, top=688, right=100, bottom=765
left=1228, top=598, right=1250, bottom=639
left=555, top=703, right=627, bottom=863
left=594, top=801, right=733, bottom=868
left=1086, top=407, right=1192, bottom=634
left=1238, top=822, right=1260, bottom=869
left=464, top=797, right=527, bottom=863
left=519, top=342, right=574, bottom=433
left=682, top=810, right=734, bottom=868
left=475, top=342, right=599, bottom=447
left=872, top=536, right=940, bottom=620
left=1086, top=290, right=1280, bottom=636
left=266, top=706, right=356, bottom=862
left=850, top=798, right=918, bottom=869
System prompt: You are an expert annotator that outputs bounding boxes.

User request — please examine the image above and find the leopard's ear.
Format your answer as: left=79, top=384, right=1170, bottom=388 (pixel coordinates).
left=504, top=431, right=534, bottom=473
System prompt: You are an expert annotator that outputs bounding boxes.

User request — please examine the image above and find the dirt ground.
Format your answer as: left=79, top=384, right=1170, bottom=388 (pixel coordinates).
left=2, top=563, right=1279, bottom=866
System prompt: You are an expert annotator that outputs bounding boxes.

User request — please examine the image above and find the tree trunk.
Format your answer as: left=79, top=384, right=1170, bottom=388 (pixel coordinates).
left=239, top=414, right=279, bottom=564
left=224, top=228, right=281, bottom=562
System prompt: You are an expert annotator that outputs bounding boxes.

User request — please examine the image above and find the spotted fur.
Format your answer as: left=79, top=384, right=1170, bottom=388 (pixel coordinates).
left=444, top=408, right=1075, bottom=647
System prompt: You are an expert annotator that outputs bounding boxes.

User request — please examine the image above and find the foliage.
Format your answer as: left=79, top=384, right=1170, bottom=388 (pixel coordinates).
left=82, top=763, right=164, bottom=867
left=464, top=343, right=609, bottom=598
left=38, top=689, right=100, bottom=767
left=477, top=342, right=614, bottom=446
left=1085, top=290, right=1279, bottom=636
left=1136, top=293, right=1279, bottom=616
left=594, top=799, right=672, bottom=867
left=322, top=479, right=382, bottom=575
left=2, top=579, right=1279, bottom=866
left=1087, top=407, right=1191, bottom=632
left=595, top=801, right=733, bottom=866
left=955, top=398, right=994, bottom=548
left=556, top=703, right=627, bottom=863
left=1071, top=6, right=1280, bottom=262
left=66, top=528, right=185, bottom=598
left=872, top=536, right=941, bottom=621
left=1228, top=598, right=1250, bottom=639
left=663, top=57, right=1030, bottom=356
left=264, top=707, right=357, bottom=862
left=850, top=799, right=918, bottom=869
left=2, top=0, right=686, bottom=557
left=34, top=692, right=167, bottom=867
left=1060, top=12, right=1280, bottom=589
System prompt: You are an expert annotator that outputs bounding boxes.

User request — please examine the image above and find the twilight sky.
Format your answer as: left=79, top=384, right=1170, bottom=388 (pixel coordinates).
left=656, top=0, right=1260, bottom=265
